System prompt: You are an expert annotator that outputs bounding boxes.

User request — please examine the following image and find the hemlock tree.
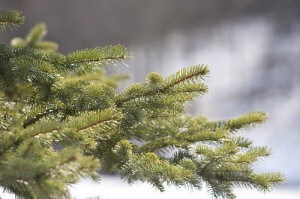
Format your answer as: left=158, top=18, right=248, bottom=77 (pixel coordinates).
left=0, top=10, right=284, bottom=199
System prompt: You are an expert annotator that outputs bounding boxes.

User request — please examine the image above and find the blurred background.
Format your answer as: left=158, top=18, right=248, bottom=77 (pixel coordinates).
left=1, top=0, right=300, bottom=198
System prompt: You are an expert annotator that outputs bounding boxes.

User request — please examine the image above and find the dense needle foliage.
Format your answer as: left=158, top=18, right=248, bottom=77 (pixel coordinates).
left=0, top=10, right=284, bottom=199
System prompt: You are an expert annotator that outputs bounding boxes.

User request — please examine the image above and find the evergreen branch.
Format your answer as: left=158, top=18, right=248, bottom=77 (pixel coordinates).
left=65, top=45, right=130, bottom=70
left=34, top=41, right=58, bottom=52
left=23, top=108, right=60, bottom=128
left=0, top=12, right=284, bottom=198
left=75, top=116, right=119, bottom=132
left=249, top=173, right=285, bottom=191
left=115, top=87, right=161, bottom=107
left=226, top=111, right=268, bottom=131
left=20, top=140, right=34, bottom=159
left=116, top=65, right=208, bottom=106
left=31, top=127, right=60, bottom=138
left=212, top=112, right=268, bottom=132
left=0, top=110, right=121, bottom=156
left=68, top=109, right=122, bottom=132
left=0, top=10, right=24, bottom=31
left=0, top=122, right=60, bottom=156
left=170, top=83, right=208, bottom=96
left=139, top=128, right=228, bottom=152
left=11, top=23, right=58, bottom=52
left=164, top=64, right=209, bottom=89
left=25, top=23, right=47, bottom=45
left=115, top=83, right=155, bottom=106
left=120, top=152, right=200, bottom=191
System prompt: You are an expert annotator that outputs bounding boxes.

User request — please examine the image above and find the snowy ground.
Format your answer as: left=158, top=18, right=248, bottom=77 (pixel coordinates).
left=2, top=176, right=299, bottom=199
left=69, top=177, right=300, bottom=199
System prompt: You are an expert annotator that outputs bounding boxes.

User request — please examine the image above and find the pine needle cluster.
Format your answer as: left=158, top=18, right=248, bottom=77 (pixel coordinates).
left=0, top=10, right=284, bottom=199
